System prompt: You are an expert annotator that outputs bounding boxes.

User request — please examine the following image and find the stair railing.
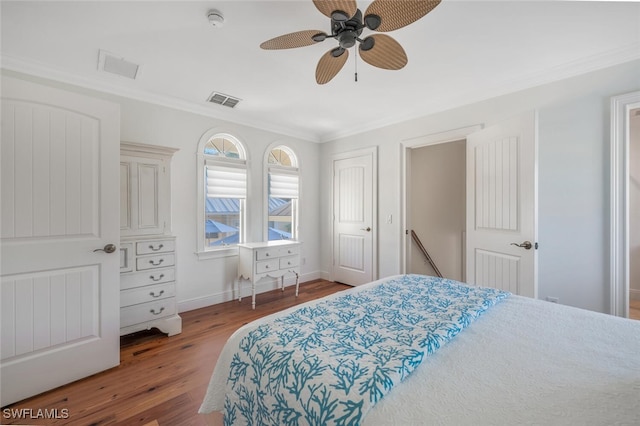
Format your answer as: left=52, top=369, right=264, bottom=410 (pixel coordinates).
left=410, top=230, right=443, bottom=278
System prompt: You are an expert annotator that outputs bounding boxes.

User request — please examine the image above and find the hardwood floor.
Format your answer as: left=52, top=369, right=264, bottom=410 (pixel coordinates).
left=1, top=280, right=350, bottom=426
left=630, top=299, right=640, bottom=321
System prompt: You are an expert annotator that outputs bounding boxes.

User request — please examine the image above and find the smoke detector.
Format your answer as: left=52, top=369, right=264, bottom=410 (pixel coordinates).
left=208, top=10, right=224, bottom=27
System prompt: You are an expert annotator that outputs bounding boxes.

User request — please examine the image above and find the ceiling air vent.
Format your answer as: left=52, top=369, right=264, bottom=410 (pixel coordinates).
left=207, top=92, right=241, bottom=108
left=98, top=50, right=140, bottom=80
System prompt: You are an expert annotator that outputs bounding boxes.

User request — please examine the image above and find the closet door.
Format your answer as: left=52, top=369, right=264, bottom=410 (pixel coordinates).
left=120, top=155, right=168, bottom=236
left=0, top=76, right=120, bottom=406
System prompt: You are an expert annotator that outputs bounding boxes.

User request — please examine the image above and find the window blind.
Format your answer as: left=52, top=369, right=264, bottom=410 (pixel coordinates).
left=269, top=170, right=299, bottom=199
left=207, top=163, right=246, bottom=199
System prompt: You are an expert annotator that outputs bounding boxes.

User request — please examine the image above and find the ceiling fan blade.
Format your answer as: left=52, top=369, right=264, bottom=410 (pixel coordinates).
left=364, top=0, right=441, bottom=32
left=260, top=30, right=327, bottom=50
left=313, top=0, right=357, bottom=21
left=359, top=34, right=407, bottom=70
left=316, top=47, right=349, bottom=85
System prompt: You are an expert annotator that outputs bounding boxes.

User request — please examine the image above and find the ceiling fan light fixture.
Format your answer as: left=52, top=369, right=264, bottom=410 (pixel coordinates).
left=262, top=0, right=442, bottom=83
left=360, top=36, right=375, bottom=51
left=331, top=47, right=346, bottom=58
left=331, top=10, right=350, bottom=22
left=338, top=31, right=357, bottom=48
left=312, top=32, right=327, bottom=42
left=364, top=14, right=381, bottom=30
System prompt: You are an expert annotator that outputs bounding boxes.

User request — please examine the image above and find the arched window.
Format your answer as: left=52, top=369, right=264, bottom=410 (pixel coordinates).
left=266, top=145, right=299, bottom=241
left=197, top=132, right=247, bottom=256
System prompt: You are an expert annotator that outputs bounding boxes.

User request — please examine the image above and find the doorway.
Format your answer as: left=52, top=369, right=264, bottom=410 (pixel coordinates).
left=610, top=91, right=640, bottom=318
left=629, top=107, right=640, bottom=319
left=401, top=125, right=481, bottom=276
left=402, top=112, right=538, bottom=298
left=409, top=141, right=466, bottom=281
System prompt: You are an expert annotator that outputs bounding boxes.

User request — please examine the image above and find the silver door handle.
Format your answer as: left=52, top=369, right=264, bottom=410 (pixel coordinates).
left=93, top=244, right=116, bottom=253
left=360, top=227, right=371, bottom=232
left=511, top=241, right=532, bottom=250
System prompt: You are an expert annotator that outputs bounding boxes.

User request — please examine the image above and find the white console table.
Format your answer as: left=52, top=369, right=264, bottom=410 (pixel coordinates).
left=237, top=240, right=301, bottom=309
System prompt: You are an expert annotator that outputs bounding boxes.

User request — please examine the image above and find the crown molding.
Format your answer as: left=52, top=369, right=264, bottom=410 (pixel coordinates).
left=0, top=53, right=321, bottom=144
left=319, top=43, right=640, bottom=142
left=3, top=43, right=638, bottom=145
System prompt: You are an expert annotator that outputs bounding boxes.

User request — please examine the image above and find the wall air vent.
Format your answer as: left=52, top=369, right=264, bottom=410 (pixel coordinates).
left=207, top=92, right=241, bottom=108
left=98, top=50, right=140, bottom=80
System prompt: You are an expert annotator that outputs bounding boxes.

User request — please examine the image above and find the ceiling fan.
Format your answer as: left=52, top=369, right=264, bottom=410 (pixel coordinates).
left=260, top=0, right=441, bottom=84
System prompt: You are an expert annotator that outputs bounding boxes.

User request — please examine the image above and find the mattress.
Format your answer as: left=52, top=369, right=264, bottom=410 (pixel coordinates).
left=200, top=275, right=640, bottom=425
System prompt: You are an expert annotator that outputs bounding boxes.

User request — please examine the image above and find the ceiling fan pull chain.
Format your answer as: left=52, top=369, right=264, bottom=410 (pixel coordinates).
left=355, top=47, right=358, bottom=82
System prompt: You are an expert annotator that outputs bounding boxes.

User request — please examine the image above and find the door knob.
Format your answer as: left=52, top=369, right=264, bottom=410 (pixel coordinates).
left=361, top=227, right=372, bottom=232
left=93, top=244, right=117, bottom=253
left=510, top=241, right=532, bottom=250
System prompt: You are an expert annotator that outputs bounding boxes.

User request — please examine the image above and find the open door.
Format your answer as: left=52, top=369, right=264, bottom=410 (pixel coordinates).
left=466, top=112, right=538, bottom=297
left=1, top=77, right=120, bottom=405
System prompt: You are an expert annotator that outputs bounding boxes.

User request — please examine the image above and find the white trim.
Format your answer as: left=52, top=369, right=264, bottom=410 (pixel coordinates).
left=195, top=130, right=249, bottom=257
left=321, top=45, right=640, bottom=142
left=120, top=141, right=178, bottom=157
left=1, top=54, right=321, bottom=143
left=176, top=270, right=322, bottom=312
left=330, top=146, right=378, bottom=283
left=262, top=142, right=300, bottom=242
left=400, top=125, right=482, bottom=274
left=610, top=90, right=640, bottom=318
left=4, top=45, right=640, bottom=144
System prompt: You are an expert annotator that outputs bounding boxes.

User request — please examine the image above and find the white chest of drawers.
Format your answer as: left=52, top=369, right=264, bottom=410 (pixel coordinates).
left=119, top=142, right=180, bottom=337
left=119, top=236, right=181, bottom=336
left=237, top=240, right=301, bottom=309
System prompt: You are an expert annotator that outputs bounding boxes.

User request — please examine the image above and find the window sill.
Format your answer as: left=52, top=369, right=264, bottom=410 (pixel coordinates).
left=196, top=246, right=239, bottom=260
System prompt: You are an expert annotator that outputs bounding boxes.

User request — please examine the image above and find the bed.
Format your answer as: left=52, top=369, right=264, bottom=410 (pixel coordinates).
left=199, top=274, right=640, bottom=425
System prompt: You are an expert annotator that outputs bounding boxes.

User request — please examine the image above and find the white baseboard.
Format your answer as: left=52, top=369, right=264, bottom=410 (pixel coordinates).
left=177, top=271, right=324, bottom=313
left=630, top=288, right=640, bottom=301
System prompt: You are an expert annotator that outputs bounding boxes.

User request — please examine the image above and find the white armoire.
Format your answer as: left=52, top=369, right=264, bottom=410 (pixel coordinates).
left=119, top=142, right=181, bottom=336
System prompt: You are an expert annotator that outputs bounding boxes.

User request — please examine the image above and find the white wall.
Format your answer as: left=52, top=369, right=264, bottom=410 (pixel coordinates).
left=409, top=141, right=465, bottom=281
left=630, top=108, right=640, bottom=300
left=320, top=59, right=640, bottom=314
left=2, top=70, right=323, bottom=312
left=7, top=59, right=640, bottom=315
left=117, top=101, right=323, bottom=311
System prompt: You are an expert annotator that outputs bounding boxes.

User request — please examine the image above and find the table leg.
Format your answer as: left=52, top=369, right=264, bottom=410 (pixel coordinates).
left=252, top=281, right=256, bottom=310
left=237, top=278, right=242, bottom=302
left=281, top=276, right=285, bottom=291
left=295, top=272, right=300, bottom=297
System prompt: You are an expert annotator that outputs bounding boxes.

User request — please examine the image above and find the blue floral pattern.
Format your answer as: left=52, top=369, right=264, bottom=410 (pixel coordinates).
left=224, top=274, right=509, bottom=426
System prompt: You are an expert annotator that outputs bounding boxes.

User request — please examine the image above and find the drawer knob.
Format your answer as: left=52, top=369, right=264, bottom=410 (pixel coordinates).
left=288, top=261, right=291, bottom=265
left=150, top=273, right=165, bottom=282
left=149, top=244, right=164, bottom=251
left=150, top=307, right=165, bottom=316
left=265, top=253, right=270, bottom=257
left=149, top=259, right=164, bottom=266
left=150, top=290, right=165, bottom=298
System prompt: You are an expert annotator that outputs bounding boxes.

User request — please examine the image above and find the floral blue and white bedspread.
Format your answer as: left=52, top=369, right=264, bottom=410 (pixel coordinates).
left=222, top=274, right=509, bottom=426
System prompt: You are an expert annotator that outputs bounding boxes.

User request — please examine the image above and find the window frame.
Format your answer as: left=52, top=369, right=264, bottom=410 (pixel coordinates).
left=196, top=130, right=248, bottom=259
left=263, top=144, right=300, bottom=242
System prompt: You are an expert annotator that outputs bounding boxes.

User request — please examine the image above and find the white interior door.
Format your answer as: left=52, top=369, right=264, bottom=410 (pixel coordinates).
left=1, top=77, right=121, bottom=406
left=332, top=148, right=377, bottom=285
left=466, top=112, right=538, bottom=297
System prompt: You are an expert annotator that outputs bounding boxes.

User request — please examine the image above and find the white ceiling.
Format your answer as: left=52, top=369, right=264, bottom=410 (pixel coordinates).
left=2, top=1, right=639, bottom=142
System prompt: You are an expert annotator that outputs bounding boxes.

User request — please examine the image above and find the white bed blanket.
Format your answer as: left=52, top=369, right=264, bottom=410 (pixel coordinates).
left=200, top=276, right=640, bottom=425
